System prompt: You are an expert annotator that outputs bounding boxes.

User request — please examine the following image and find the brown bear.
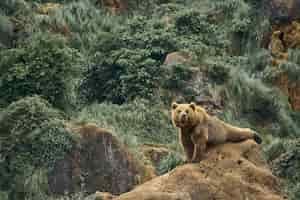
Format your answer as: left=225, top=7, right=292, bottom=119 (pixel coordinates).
left=171, top=102, right=262, bottom=163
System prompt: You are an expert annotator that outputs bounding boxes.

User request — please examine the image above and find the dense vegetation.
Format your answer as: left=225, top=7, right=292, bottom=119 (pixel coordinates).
left=0, top=0, right=300, bottom=199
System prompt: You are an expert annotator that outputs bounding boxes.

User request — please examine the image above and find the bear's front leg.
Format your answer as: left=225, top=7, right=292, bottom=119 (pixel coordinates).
left=191, top=127, right=208, bottom=162
left=180, top=132, right=194, bottom=163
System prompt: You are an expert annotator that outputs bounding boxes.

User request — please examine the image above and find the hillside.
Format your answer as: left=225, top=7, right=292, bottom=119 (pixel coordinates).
left=0, top=0, right=300, bottom=200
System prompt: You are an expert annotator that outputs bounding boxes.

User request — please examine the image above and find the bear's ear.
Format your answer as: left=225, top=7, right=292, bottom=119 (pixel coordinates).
left=190, top=102, right=196, bottom=111
left=172, top=102, right=178, bottom=110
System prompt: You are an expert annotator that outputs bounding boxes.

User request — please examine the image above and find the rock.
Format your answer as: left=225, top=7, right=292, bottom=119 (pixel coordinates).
left=267, top=0, right=300, bottom=23
left=97, top=0, right=128, bottom=13
left=282, top=21, right=300, bottom=48
left=266, top=139, right=300, bottom=199
left=95, top=191, right=116, bottom=200
left=141, top=144, right=171, bottom=167
left=114, top=140, right=285, bottom=200
left=163, top=51, right=192, bottom=66
left=269, top=30, right=288, bottom=64
left=48, top=123, right=156, bottom=195
left=269, top=21, right=300, bottom=64
left=268, top=21, right=300, bottom=110
left=85, top=192, right=116, bottom=200
left=194, top=95, right=223, bottom=116
left=36, top=3, right=61, bottom=15
left=274, top=72, right=300, bottom=110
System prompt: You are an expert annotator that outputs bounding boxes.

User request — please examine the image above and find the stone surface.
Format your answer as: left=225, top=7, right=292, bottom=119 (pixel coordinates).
left=275, top=72, right=300, bottom=110
left=48, top=123, right=156, bottom=195
left=269, top=21, right=300, bottom=63
left=36, top=3, right=61, bottom=15
left=95, top=191, right=116, bottom=200
left=141, top=144, right=171, bottom=167
left=163, top=51, right=192, bottom=66
left=114, top=140, right=284, bottom=200
left=98, top=0, right=128, bottom=13
left=268, top=21, right=300, bottom=110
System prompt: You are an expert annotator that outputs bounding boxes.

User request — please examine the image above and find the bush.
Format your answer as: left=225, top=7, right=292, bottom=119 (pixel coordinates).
left=80, top=15, right=178, bottom=104
left=224, top=69, right=300, bottom=137
left=157, top=152, right=184, bottom=175
left=160, top=62, right=197, bottom=104
left=0, top=96, right=76, bottom=200
left=80, top=49, right=162, bottom=104
left=226, top=71, right=280, bottom=122
left=163, top=63, right=193, bottom=90
left=174, top=9, right=229, bottom=57
left=75, top=100, right=176, bottom=145
left=0, top=15, right=14, bottom=47
left=264, top=138, right=300, bottom=200
left=205, top=59, right=231, bottom=84
left=0, top=33, right=82, bottom=110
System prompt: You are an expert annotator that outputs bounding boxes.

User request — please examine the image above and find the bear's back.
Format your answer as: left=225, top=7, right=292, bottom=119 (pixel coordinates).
left=206, top=116, right=227, bottom=145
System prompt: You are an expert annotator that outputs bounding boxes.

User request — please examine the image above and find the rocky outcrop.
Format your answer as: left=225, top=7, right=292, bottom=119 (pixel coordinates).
left=97, top=0, right=128, bottom=13
left=275, top=72, right=300, bottom=110
left=141, top=144, right=171, bottom=167
left=163, top=51, right=192, bottom=66
left=114, top=140, right=284, bottom=200
left=49, top=123, right=156, bottom=195
left=269, top=21, right=300, bottom=64
left=36, top=3, right=61, bottom=15
left=268, top=21, right=300, bottom=110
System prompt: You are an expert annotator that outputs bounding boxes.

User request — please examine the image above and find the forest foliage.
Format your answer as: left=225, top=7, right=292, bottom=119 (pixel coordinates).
left=0, top=0, right=300, bottom=199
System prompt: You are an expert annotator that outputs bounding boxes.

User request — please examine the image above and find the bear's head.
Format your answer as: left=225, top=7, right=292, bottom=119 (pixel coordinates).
left=171, top=102, right=200, bottom=128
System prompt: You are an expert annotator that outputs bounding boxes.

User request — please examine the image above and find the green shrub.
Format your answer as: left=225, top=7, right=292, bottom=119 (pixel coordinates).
left=160, top=62, right=197, bottom=104
left=80, top=15, right=178, bottom=104
left=0, top=0, right=29, bottom=16
left=75, top=100, right=176, bottom=145
left=0, top=33, right=82, bottom=110
left=80, top=49, right=162, bottom=104
left=288, top=183, right=300, bottom=200
left=247, top=49, right=272, bottom=72
left=227, top=71, right=280, bottom=121
left=0, top=96, right=76, bottom=200
left=224, top=69, right=299, bottom=137
left=162, top=63, right=193, bottom=88
left=174, top=9, right=229, bottom=57
left=213, top=0, right=251, bottom=33
left=46, top=192, right=86, bottom=200
left=37, top=0, right=124, bottom=54
left=264, top=138, right=300, bottom=200
left=205, top=59, right=231, bottom=84
left=157, top=152, right=184, bottom=175
left=278, top=61, right=300, bottom=82
left=0, top=15, right=14, bottom=47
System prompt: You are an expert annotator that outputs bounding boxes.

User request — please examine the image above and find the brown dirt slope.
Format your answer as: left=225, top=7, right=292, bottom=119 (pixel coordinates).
left=115, top=140, right=284, bottom=200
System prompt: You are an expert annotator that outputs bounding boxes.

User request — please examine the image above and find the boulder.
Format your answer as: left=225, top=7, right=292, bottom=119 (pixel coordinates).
left=163, top=51, right=192, bottom=66
left=114, top=140, right=285, bottom=200
left=95, top=191, right=116, bottom=200
left=97, top=0, right=128, bottom=13
left=275, top=72, right=300, bottom=111
left=36, top=3, right=61, bottom=15
left=48, top=123, right=156, bottom=195
left=268, top=21, right=300, bottom=111
left=141, top=144, right=171, bottom=167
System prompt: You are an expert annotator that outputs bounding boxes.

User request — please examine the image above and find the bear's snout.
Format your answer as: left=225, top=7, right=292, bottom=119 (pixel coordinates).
left=180, top=112, right=188, bottom=123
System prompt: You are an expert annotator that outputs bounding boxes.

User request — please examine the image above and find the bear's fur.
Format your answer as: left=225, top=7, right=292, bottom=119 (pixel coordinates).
left=171, top=102, right=262, bottom=162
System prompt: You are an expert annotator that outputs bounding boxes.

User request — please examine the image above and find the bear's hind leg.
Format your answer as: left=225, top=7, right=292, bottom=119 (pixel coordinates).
left=226, top=126, right=262, bottom=144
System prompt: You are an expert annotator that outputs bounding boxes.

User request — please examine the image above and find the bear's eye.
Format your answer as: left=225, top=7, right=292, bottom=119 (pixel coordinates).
left=177, top=110, right=181, bottom=114
left=186, top=110, right=189, bottom=114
